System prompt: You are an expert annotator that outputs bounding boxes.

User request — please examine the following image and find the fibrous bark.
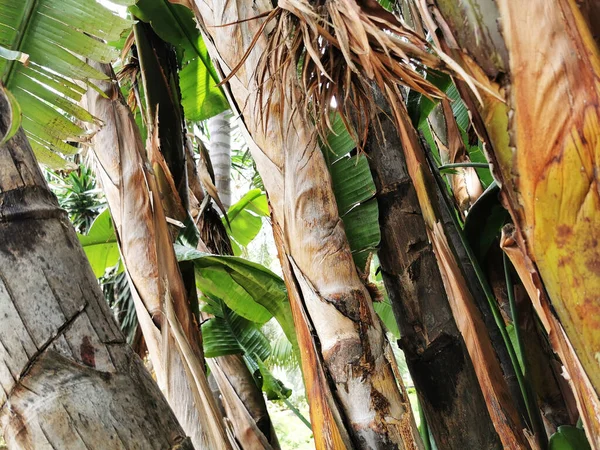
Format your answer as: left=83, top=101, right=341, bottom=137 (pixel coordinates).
left=192, top=1, right=423, bottom=448
left=83, top=63, right=230, bottom=449
left=0, top=89, right=192, bottom=450
left=367, top=94, right=501, bottom=450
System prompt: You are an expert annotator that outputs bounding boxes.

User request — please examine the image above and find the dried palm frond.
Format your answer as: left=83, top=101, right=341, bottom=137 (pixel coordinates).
left=253, top=0, right=486, bottom=147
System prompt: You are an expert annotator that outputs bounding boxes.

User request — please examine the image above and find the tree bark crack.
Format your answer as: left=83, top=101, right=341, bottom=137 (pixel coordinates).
left=0, top=305, right=88, bottom=408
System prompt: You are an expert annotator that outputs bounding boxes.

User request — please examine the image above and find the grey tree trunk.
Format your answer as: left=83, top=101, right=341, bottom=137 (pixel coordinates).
left=206, top=111, right=232, bottom=210
left=0, top=91, right=192, bottom=449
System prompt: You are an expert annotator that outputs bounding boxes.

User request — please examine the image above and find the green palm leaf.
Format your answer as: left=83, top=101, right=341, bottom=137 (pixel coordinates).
left=225, top=189, right=269, bottom=254
left=0, top=0, right=135, bottom=167
left=130, top=0, right=228, bottom=121
left=321, top=114, right=380, bottom=271
left=175, top=243, right=297, bottom=350
left=201, top=297, right=271, bottom=360
left=77, top=209, right=120, bottom=277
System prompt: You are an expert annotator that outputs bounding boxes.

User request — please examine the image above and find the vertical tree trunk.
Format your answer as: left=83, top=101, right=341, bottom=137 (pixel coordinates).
left=83, top=63, right=231, bottom=449
left=367, top=95, right=501, bottom=450
left=0, top=90, right=192, bottom=449
left=193, top=1, right=424, bottom=448
left=208, top=356, right=280, bottom=450
left=134, top=19, right=279, bottom=447
left=206, top=110, right=232, bottom=210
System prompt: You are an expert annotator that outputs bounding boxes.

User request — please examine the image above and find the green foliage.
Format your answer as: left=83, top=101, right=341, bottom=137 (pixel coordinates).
left=175, top=244, right=297, bottom=350
left=77, top=209, right=120, bottom=278
left=321, top=114, right=380, bottom=271
left=255, top=356, right=292, bottom=401
left=50, top=165, right=106, bottom=233
left=549, top=426, right=591, bottom=450
left=130, top=0, right=228, bottom=121
left=225, top=189, right=269, bottom=254
left=268, top=333, right=297, bottom=371
left=373, top=299, right=400, bottom=339
left=0, top=0, right=134, bottom=167
left=201, top=297, right=271, bottom=360
left=463, top=182, right=509, bottom=261
left=0, top=85, right=20, bottom=145
left=406, top=70, right=453, bottom=129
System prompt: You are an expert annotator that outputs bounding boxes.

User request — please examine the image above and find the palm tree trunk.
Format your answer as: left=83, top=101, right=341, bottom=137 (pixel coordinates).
left=186, top=153, right=280, bottom=448
left=206, top=110, right=232, bottom=210
left=367, top=94, right=502, bottom=450
left=192, top=1, right=423, bottom=448
left=424, top=0, right=600, bottom=444
left=208, top=355, right=280, bottom=450
left=83, top=62, right=231, bottom=450
left=134, top=20, right=279, bottom=447
left=0, top=89, right=192, bottom=449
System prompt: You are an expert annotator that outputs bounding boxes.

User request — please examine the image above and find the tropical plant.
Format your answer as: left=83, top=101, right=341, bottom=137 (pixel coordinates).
left=0, top=0, right=135, bottom=166
left=194, top=3, right=424, bottom=448
left=46, top=165, right=106, bottom=233
left=1, top=0, right=600, bottom=449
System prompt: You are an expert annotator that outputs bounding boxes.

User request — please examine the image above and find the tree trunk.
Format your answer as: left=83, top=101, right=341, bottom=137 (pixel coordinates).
left=194, top=193, right=280, bottom=449
left=83, top=63, right=231, bottom=449
left=206, top=110, right=232, bottom=210
left=0, top=89, right=192, bottom=449
left=208, top=356, right=280, bottom=450
left=424, top=0, right=600, bottom=444
left=192, top=1, right=424, bottom=448
left=134, top=20, right=280, bottom=446
left=367, top=94, right=501, bottom=450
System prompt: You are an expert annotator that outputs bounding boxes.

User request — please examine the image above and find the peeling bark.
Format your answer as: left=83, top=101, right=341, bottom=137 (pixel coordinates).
left=192, top=1, right=423, bottom=448
left=0, top=91, right=192, bottom=450
left=367, top=95, right=501, bottom=450
left=83, top=63, right=231, bottom=449
left=426, top=0, right=600, bottom=444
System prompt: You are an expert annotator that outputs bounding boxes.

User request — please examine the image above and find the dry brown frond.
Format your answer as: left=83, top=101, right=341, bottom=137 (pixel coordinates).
left=254, top=0, right=448, bottom=147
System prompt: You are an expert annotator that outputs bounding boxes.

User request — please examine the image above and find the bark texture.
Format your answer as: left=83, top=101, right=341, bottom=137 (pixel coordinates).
left=367, top=98, right=501, bottom=450
left=83, top=63, right=231, bottom=449
left=425, top=0, right=600, bottom=444
left=192, top=1, right=423, bottom=448
left=0, top=91, right=192, bottom=449
left=208, top=356, right=279, bottom=450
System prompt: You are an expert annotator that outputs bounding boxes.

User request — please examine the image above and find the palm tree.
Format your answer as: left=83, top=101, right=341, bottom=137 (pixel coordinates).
left=367, top=89, right=501, bottom=449
left=83, top=61, right=231, bottom=449
left=2, top=0, right=600, bottom=449
left=193, top=2, right=424, bottom=448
